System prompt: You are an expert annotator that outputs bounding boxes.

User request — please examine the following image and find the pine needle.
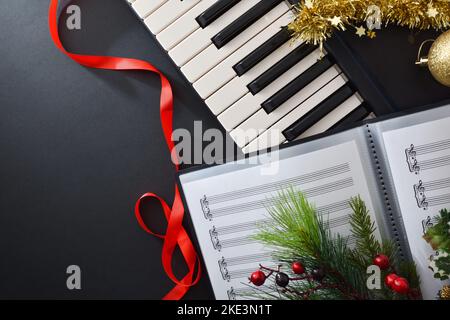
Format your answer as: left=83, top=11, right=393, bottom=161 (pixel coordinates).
left=251, top=188, right=420, bottom=300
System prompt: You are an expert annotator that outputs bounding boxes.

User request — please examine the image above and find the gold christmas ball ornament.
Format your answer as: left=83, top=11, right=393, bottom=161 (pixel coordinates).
left=416, top=30, right=450, bottom=88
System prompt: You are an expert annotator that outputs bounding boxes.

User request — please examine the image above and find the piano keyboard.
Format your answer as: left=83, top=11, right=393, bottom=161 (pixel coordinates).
left=126, top=0, right=393, bottom=154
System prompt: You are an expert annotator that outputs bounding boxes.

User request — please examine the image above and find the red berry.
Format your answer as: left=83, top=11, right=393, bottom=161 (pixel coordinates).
left=292, top=262, right=305, bottom=274
left=392, top=277, right=409, bottom=294
left=385, top=273, right=398, bottom=288
left=373, top=254, right=390, bottom=270
left=249, top=270, right=266, bottom=286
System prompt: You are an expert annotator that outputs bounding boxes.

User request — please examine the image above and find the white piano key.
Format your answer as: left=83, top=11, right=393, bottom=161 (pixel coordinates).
left=230, top=66, right=343, bottom=148
left=210, top=77, right=249, bottom=115
left=156, top=0, right=218, bottom=51
left=193, top=11, right=294, bottom=99
left=168, top=0, right=260, bottom=67
left=250, top=77, right=351, bottom=152
left=144, top=0, right=201, bottom=35
left=364, top=112, right=376, bottom=121
left=216, top=49, right=323, bottom=128
left=132, top=0, right=167, bottom=18
left=241, top=74, right=348, bottom=153
left=181, top=2, right=290, bottom=83
left=208, top=42, right=314, bottom=117
left=296, top=94, right=363, bottom=139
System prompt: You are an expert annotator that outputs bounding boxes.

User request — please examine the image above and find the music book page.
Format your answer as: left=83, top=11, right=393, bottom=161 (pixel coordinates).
left=180, top=141, right=380, bottom=299
left=382, top=116, right=450, bottom=299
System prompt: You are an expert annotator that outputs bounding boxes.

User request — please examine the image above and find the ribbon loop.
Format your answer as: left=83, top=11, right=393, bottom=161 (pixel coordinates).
left=48, top=0, right=201, bottom=300
left=134, top=193, right=170, bottom=240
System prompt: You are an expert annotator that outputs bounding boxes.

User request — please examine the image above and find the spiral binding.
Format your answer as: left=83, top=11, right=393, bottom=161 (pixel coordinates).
left=365, top=124, right=404, bottom=258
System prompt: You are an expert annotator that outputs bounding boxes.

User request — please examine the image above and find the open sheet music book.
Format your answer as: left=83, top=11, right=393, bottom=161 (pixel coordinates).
left=178, top=103, right=450, bottom=300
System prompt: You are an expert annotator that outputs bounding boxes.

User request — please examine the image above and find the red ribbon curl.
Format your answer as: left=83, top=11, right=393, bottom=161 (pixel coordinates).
left=48, top=0, right=201, bottom=300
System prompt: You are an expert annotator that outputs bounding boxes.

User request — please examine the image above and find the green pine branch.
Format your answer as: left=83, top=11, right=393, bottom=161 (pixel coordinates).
left=422, top=209, right=450, bottom=281
left=251, top=187, right=420, bottom=300
left=424, top=209, right=450, bottom=252
left=349, top=196, right=381, bottom=259
left=255, top=188, right=369, bottom=299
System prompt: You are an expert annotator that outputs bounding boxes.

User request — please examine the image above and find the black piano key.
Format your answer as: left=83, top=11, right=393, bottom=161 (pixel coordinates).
left=329, top=103, right=371, bottom=130
left=282, top=85, right=355, bottom=141
left=261, top=56, right=334, bottom=114
left=196, top=0, right=241, bottom=29
left=211, top=0, right=284, bottom=49
left=247, top=43, right=316, bottom=95
left=233, top=27, right=292, bottom=76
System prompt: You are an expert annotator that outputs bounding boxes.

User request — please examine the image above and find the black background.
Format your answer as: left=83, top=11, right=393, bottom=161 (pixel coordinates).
left=0, top=0, right=449, bottom=299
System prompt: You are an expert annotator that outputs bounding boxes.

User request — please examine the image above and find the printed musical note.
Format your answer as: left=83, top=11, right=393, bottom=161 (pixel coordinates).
left=406, top=144, right=420, bottom=174
left=413, top=177, right=450, bottom=210
left=227, top=286, right=276, bottom=300
left=209, top=201, right=353, bottom=251
left=200, top=163, right=350, bottom=220
left=180, top=141, right=380, bottom=299
left=414, top=180, right=428, bottom=209
left=405, top=139, right=450, bottom=174
left=201, top=178, right=353, bottom=221
left=219, top=252, right=274, bottom=281
left=421, top=216, right=439, bottom=234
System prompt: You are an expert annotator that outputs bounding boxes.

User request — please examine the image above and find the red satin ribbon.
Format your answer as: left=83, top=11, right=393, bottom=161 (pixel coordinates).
left=48, top=0, right=201, bottom=300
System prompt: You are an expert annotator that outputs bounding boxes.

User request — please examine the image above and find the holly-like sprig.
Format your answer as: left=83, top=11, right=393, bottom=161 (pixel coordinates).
left=249, top=255, right=417, bottom=299
left=373, top=254, right=418, bottom=296
left=245, top=189, right=420, bottom=300
left=250, top=262, right=364, bottom=300
left=424, top=209, right=450, bottom=281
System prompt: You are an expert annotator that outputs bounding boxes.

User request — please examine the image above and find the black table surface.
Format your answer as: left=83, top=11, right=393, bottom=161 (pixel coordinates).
left=0, top=0, right=449, bottom=299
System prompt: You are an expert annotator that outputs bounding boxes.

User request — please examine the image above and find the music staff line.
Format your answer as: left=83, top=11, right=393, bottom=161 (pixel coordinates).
left=211, top=213, right=354, bottom=251
left=418, top=155, right=450, bottom=171
left=219, top=252, right=274, bottom=281
left=209, top=199, right=351, bottom=243
left=414, top=177, right=450, bottom=209
left=227, top=265, right=279, bottom=281
left=204, top=163, right=350, bottom=205
left=220, top=252, right=274, bottom=268
left=421, top=215, right=440, bottom=234
left=416, top=177, right=450, bottom=192
left=406, top=140, right=450, bottom=174
left=407, top=139, right=450, bottom=156
left=227, top=286, right=277, bottom=300
left=422, top=194, right=450, bottom=209
left=202, top=177, right=354, bottom=220
left=218, top=235, right=357, bottom=282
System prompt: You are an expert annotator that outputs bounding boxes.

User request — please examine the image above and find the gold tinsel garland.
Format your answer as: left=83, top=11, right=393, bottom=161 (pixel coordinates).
left=289, top=0, right=450, bottom=47
left=440, top=285, right=450, bottom=299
